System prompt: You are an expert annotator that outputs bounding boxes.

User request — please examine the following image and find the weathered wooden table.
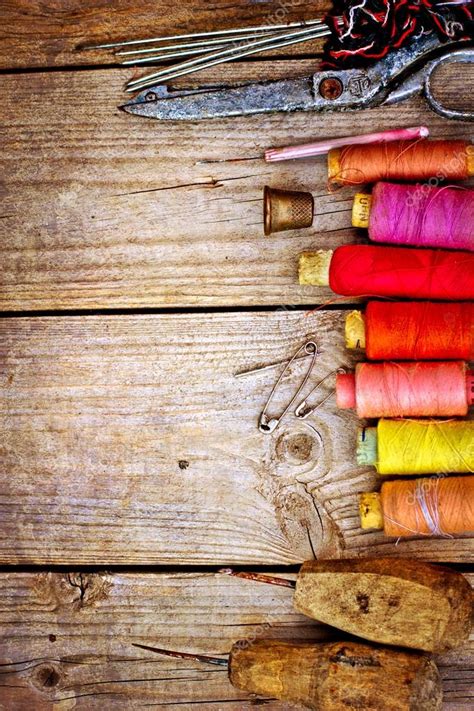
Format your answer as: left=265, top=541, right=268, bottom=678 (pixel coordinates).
left=0, top=2, right=473, bottom=708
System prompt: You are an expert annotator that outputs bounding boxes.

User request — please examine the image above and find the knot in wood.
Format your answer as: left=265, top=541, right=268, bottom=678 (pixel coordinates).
left=275, top=431, right=317, bottom=466
left=32, top=663, right=61, bottom=692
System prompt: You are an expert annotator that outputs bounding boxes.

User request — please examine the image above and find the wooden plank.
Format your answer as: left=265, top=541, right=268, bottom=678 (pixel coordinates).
left=0, top=571, right=472, bottom=710
left=1, top=62, right=473, bottom=311
left=0, top=0, right=331, bottom=70
left=1, top=310, right=472, bottom=565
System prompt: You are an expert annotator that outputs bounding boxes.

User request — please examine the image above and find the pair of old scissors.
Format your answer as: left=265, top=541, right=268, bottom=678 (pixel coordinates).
left=121, top=35, right=474, bottom=121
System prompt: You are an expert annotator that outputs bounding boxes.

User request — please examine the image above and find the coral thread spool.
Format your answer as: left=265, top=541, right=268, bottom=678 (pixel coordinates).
left=336, top=361, right=474, bottom=418
left=360, top=476, right=474, bottom=537
left=357, top=419, right=474, bottom=475
left=298, top=245, right=474, bottom=300
left=352, top=183, right=474, bottom=251
left=345, top=302, right=474, bottom=361
left=328, top=139, right=474, bottom=186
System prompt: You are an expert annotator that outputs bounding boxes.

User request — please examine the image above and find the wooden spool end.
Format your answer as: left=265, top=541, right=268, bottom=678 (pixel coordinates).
left=359, top=492, right=383, bottom=530
left=467, top=144, right=474, bottom=176
left=345, top=310, right=365, bottom=349
left=327, top=147, right=341, bottom=185
left=356, top=427, right=377, bottom=467
left=229, top=638, right=442, bottom=710
left=298, top=250, right=332, bottom=286
left=352, top=193, right=372, bottom=228
left=293, top=558, right=473, bottom=654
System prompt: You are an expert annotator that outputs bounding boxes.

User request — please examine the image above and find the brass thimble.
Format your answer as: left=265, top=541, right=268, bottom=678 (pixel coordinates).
left=264, top=186, right=314, bottom=235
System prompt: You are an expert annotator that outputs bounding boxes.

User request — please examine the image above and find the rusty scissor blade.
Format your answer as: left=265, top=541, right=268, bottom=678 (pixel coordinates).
left=121, top=76, right=319, bottom=120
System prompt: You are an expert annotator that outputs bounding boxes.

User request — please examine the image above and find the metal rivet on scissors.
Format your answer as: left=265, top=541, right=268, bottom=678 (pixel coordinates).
left=294, top=367, right=346, bottom=420
left=258, top=340, right=319, bottom=434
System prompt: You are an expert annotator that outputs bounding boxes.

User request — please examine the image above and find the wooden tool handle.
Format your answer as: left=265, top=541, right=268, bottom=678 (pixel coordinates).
left=294, top=558, right=473, bottom=653
left=229, top=639, right=442, bottom=710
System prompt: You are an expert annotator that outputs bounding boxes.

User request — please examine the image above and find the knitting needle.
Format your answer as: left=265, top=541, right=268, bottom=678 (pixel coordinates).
left=126, top=24, right=330, bottom=91
left=115, top=29, right=307, bottom=57
left=81, top=18, right=325, bottom=50
left=119, top=28, right=301, bottom=66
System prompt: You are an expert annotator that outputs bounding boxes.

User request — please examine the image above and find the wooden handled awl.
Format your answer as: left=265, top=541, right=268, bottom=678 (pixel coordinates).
left=134, top=639, right=443, bottom=710
left=230, top=639, right=442, bottom=711
left=226, top=557, right=472, bottom=653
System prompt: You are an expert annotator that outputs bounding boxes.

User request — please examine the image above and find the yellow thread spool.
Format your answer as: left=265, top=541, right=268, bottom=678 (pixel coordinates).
left=358, top=419, right=474, bottom=475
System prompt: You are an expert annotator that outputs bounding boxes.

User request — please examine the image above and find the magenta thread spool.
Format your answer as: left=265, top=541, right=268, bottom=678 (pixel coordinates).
left=352, top=183, right=474, bottom=251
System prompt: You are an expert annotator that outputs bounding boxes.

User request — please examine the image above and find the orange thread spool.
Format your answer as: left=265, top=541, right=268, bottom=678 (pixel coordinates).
left=328, top=140, right=473, bottom=186
left=365, top=302, right=474, bottom=361
left=380, top=476, right=474, bottom=537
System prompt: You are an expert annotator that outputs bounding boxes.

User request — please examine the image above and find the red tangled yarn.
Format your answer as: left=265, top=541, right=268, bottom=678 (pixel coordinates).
left=323, top=0, right=474, bottom=68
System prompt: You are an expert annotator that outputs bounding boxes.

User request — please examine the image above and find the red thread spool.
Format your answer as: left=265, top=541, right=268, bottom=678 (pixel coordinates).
left=358, top=302, right=474, bottom=360
left=329, top=245, right=474, bottom=300
left=336, top=361, right=474, bottom=418
left=328, top=139, right=474, bottom=186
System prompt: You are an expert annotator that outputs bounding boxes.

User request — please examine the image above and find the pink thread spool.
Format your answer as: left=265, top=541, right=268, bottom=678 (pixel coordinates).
left=336, top=361, right=474, bottom=418
left=352, top=183, right=474, bottom=251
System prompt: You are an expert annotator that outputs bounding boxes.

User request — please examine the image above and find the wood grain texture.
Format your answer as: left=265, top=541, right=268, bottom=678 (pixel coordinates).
left=0, top=571, right=472, bottom=710
left=0, top=61, right=473, bottom=311
left=0, top=0, right=331, bottom=70
left=1, top=310, right=473, bottom=565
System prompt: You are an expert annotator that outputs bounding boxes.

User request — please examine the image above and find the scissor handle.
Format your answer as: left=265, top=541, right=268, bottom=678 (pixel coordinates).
left=425, top=48, right=474, bottom=121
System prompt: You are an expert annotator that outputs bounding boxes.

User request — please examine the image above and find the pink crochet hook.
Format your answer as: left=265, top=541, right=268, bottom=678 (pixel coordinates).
left=264, top=126, right=429, bottom=162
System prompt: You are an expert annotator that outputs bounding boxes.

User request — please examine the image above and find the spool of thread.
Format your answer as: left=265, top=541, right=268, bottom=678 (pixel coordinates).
left=352, top=183, right=474, bottom=251
left=337, top=361, right=474, bottom=418
left=298, top=245, right=474, bottom=300
left=360, top=476, right=474, bottom=537
left=357, top=419, right=474, bottom=475
left=328, top=139, right=474, bottom=186
left=345, top=302, right=474, bottom=361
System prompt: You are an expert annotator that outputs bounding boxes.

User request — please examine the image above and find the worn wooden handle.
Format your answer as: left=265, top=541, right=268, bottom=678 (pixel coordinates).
left=293, top=557, right=473, bottom=653
left=229, top=639, right=442, bottom=710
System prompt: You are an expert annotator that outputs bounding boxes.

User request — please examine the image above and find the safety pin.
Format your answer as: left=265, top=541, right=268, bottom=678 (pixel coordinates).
left=258, top=340, right=318, bottom=434
left=294, top=367, right=346, bottom=420
left=234, top=351, right=319, bottom=379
